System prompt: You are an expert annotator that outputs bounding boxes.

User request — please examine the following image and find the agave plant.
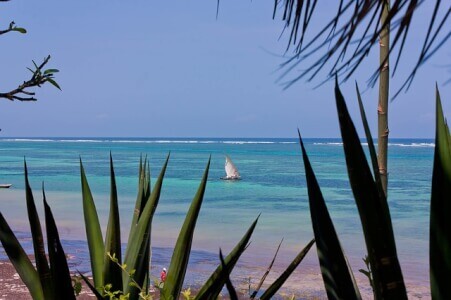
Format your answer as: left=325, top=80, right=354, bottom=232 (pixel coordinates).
left=79, top=153, right=172, bottom=298
left=300, top=132, right=362, bottom=300
left=299, top=81, right=450, bottom=300
left=299, top=80, right=408, bottom=299
left=0, top=161, right=76, bottom=299
left=80, top=154, right=269, bottom=300
left=1, top=151, right=277, bottom=300
left=430, top=86, right=451, bottom=299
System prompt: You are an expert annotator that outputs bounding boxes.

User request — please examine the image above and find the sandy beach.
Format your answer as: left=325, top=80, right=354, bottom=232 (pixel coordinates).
left=0, top=257, right=432, bottom=299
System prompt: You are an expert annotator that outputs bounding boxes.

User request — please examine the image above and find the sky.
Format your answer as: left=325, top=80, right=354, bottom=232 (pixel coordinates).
left=0, top=0, right=449, bottom=138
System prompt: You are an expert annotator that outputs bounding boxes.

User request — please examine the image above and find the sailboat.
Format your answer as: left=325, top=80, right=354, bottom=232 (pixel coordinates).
left=221, top=155, right=241, bottom=180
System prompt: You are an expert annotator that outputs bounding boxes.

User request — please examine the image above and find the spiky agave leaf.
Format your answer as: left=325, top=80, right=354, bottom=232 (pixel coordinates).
left=132, top=159, right=153, bottom=296
left=0, top=213, right=44, bottom=300
left=161, top=157, right=210, bottom=299
left=124, top=155, right=151, bottom=297
left=103, top=153, right=122, bottom=292
left=43, top=188, right=75, bottom=299
left=123, top=154, right=170, bottom=294
left=80, top=158, right=105, bottom=291
left=195, top=215, right=259, bottom=300
left=219, top=249, right=238, bottom=300
left=430, top=86, right=451, bottom=299
left=355, top=83, right=384, bottom=199
left=24, top=161, right=53, bottom=299
left=260, top=238, right=315, bottom=300
left=79, top=272, right=104, bottom=300
left=127, top=155, right=147, bottom=245
left=335, top=80, right=407, bottom=298
left=300, top=131, right=361, bottom=299
left=250, top=238, right=284, bottom=299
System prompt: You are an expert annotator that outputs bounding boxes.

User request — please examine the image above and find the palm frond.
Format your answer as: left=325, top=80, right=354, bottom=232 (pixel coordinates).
left=274, top=0, right=450, bottom=96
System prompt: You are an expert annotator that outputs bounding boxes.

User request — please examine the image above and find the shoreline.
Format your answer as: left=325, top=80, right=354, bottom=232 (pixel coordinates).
left=0, top=232, right=430, bottom=299
left=0, top=252, right=431, bottom=299
left=0, top=258, right=330, bottom=300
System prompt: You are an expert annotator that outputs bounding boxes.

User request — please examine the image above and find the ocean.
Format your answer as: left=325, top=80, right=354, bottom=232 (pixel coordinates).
left=0, top=137, right=434, bottom=297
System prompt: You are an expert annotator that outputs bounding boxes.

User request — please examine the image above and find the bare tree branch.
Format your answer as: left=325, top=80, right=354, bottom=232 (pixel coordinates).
left=0, top=55, right=61, bottom=102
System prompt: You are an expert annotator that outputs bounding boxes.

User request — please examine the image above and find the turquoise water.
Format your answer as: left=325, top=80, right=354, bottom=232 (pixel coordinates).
left=0, top=137, right=433, bottom=295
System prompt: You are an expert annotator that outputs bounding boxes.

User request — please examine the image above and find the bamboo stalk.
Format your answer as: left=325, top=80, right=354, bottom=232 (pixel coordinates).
left=378, top=0, right=390, bottom=196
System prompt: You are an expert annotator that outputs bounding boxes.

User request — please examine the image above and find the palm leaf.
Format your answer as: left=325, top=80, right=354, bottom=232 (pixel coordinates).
left=273, top=0, right=449, bottom=96
left=161, top=157, right=210, bottom=299
left=195, top=215, right=259, bottom=299
left=0, top=213, right=44, bottom=300
left=300, top=131, right=361, bottom=299
left=430, top=85, right=451, bottom=299
left=260, top=238, right=315, bottom=300
left=335, top=80, right=407, bottom=298
left=103, top=153, right=123, bottom=292
left=43, top=189, right=75, bottom=299
left=80, top=158, right=105, bottom=290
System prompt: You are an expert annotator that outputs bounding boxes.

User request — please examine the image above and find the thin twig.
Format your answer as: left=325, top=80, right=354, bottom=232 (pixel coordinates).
left=0, top=21, right=26, bottom=36
left=0, top=55, right=60, bottom=102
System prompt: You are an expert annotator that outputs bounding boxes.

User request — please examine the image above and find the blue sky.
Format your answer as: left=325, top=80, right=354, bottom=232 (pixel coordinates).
left=0, top=0, right=449, bottom=138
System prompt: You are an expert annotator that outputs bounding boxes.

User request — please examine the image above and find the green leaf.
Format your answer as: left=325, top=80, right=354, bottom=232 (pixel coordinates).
left=131, top=241, right=151, bottom=297
left=126, top=155, right=147, bottom=245
left=12, top=27, right=27, bottom=33
left=47, top=78, right=61, bottom=90
left=24, top=161, right=53, bottom=299
left=335, top=79, right=407, bottom=299
left=0, top=213, right=44, bottom=300
left=299, top=131, right=362, bottom=300
left=430, top=85, right=451, bottom=299
left=126, top=162, right=154, bottom=295
left=219, top=249, right=238, bottom=300
left=127, top=157, right=152, bottom=298
left=161, top=157, right=210, bottom=299
left=195, top=215, right=259, bottom=299
left=250, top=238, right=284, bottom=299
left=123, top=154, right=170, bottom=294
left=43, top=189, right=75, bottom=299
left=355, top=82, right=384, bottom=199
left=79, top=272, right=105, bottom=300
left=44, top=69, right=59, bottom=75
left=80, top=158, right=105, bottom=291
left=73, top=279, right=82, bottom=296
left=103, top=153, right=123, bottom=292
left=260, top=238, right=315, bottom=300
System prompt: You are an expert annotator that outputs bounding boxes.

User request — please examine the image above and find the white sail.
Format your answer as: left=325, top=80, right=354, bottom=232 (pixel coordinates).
left=224, top=155, right=240, bottom=179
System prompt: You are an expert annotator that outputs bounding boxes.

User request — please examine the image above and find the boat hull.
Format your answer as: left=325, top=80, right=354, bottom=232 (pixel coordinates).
left=220, top=177, right=241, bottom=181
